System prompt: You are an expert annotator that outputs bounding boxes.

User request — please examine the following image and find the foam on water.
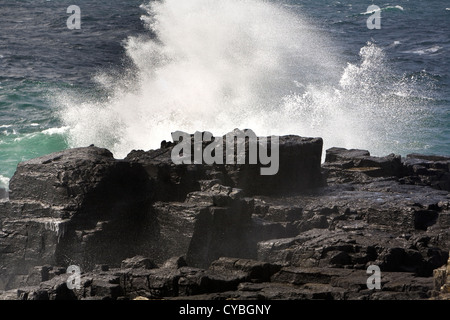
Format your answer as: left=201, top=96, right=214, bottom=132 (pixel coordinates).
left=406, top=46, right=443, bottom=56
left=0, top=175, right=10, bottom=190
left=42, top=126, right=70, bottom=135
left=360, top=5, right=404, bottom=15
left=56, top=0, right=433, bottom=159
left=272, top=42, right=431, bottom=156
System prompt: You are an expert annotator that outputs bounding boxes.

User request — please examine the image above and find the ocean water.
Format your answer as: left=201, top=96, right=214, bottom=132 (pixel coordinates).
left=0, top=0, right=449, bottom=189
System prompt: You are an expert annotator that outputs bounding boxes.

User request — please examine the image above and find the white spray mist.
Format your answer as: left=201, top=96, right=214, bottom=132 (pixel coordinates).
left=56, top=0, right=428, bottom=159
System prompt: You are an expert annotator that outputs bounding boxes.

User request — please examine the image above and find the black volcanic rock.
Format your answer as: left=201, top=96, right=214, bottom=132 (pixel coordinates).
left=401, top=154, right=450, bottom=191
left=323, top=147, right=403, bottom=181
left=124, top=146, right=206, bottom=202
left=0, top=132, right=449, bottom=300
left=125, top=129, right=325, bottom=197
left=121, top=256, right=158, bottom=270
left=0, top=146, right=153, bottom=290
left=152, top=184, right=254, bottom=267
left=222, top=133, right=324, bottom=195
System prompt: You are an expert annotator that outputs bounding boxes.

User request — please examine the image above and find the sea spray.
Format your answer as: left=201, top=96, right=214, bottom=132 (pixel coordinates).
left=0, top=175, right=9, bottom=191
left=272, top=42, right=430, bottom=157
left=56, top=0, right=340, bottom=157
left=56, top=0, right=432, bottom=159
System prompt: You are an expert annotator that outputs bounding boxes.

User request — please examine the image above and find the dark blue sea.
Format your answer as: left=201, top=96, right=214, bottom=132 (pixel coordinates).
left=0, top=0, right=449, bottom=189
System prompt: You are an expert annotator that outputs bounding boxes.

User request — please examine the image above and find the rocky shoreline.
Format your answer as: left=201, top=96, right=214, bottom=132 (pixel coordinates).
left=0, top=129, right=449, bottom=300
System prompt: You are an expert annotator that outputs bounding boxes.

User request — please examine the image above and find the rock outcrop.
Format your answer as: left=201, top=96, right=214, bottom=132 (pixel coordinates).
left=0, top=130, right=449, bottom=300
left=0, top=147, right=153, bottom=290
left=432, top=253, right=450, bottom=299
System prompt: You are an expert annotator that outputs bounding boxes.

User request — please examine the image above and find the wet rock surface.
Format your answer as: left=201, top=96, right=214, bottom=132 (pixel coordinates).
left=0, top=131, right=449, bottom=300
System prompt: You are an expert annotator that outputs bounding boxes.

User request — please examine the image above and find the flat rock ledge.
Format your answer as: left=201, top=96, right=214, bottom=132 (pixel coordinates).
left=0, top=130, right=449, bottom=300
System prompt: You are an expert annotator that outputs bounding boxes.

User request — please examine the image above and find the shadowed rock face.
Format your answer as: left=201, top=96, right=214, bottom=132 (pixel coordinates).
left=0, top=131, right=449, bottom=300
left=0, top=131, right=324, bottom=290
left=124, top=130, right=325, bottom=198
left=0, top=147, right=153, bottom=290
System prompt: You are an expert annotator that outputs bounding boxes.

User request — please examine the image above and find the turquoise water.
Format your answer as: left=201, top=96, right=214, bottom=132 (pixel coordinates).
left=0, top=80, right=67, bottom=179
left=0, top=0, right=449, bottom=188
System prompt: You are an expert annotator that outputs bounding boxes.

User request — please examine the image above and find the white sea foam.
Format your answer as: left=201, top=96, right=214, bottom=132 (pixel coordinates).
left=56, top=0, right=431, bottom=159
left=409, top=45, right=443, bottom=55
left=0, top=175, right=10, bottom=189
left=56, top=0, right=340, bottom=157
left=13, top=132, right=37, bottom=142
left=42, top=126, right=70, bottom=135
left=361, top=5, right=403, bottom=15
left=2, top=128, right=18, bottom=136
left=9, top=127, right=67, bottom=143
